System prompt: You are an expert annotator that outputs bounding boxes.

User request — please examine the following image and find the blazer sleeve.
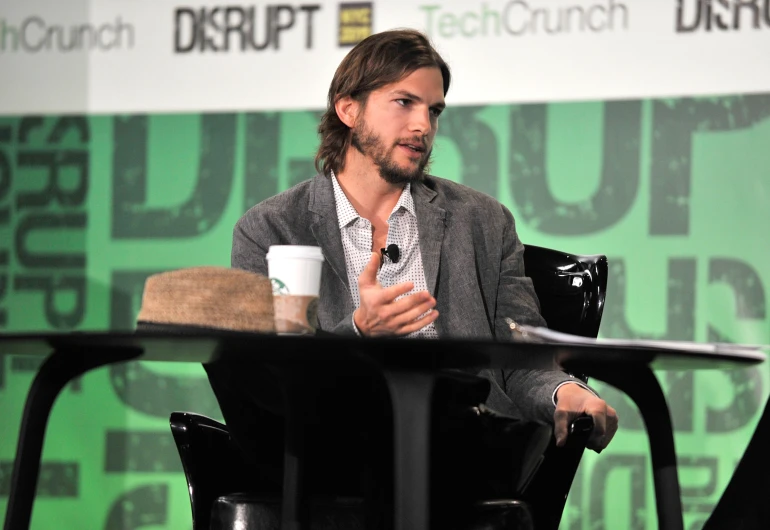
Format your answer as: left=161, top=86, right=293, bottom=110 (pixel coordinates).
left=232, top=205, right=359, bottom=336
left=326, top=314, right=358, bottom=336
left=490, top=204, right=598, bottom=424
left=231, top=210, right=269, bottom=276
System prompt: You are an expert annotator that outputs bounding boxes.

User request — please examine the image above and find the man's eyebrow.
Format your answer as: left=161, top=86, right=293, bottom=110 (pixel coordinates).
left=391, top=90, right=446, bottom=109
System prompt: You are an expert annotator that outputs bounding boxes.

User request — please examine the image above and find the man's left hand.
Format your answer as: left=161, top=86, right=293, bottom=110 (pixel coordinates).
left=553, top=383, right=618, bottom=453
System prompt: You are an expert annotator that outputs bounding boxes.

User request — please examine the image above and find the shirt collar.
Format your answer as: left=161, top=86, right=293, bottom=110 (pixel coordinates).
left=331, top=171, right=415, bottom=229
left=331, top=172, right=359, bottom=228
left=393, top=182, right=416, bottom=217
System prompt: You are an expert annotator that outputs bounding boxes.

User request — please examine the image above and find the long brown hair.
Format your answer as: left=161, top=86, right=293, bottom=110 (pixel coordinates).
left=314, top=29, right=451, bottom=176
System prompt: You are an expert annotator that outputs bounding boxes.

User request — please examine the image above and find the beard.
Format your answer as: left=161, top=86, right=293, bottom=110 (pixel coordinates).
left=350, top=120, right=432, bottom=185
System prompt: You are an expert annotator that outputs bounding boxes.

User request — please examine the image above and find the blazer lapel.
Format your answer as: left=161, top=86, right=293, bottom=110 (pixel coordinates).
left=412, top=181, right=446, bottom=298
left=308, top=175, right=352, bottom=313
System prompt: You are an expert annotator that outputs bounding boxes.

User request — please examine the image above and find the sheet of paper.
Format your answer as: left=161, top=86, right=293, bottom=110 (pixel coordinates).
left=515, top=324, right=769, bottom=360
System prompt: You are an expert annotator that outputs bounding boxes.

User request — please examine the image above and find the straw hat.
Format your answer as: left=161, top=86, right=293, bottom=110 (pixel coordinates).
left=135, top=266, right=275, bottom=333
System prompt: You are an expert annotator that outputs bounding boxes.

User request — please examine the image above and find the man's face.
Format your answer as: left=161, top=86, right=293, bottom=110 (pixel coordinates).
left=351, top=67, right=445, bottom=184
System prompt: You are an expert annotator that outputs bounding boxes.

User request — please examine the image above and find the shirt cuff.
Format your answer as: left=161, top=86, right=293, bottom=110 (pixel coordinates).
left=552, top=380, right=599, bottom=406
left=352, top=313, right=362, bottom=337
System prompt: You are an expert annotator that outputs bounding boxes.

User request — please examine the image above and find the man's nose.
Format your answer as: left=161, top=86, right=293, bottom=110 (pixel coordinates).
left=409, top=108, right=431, bottom=135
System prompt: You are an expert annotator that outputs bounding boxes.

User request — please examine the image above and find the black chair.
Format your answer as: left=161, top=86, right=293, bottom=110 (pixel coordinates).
left=170, top=244, right=608, bottom=530
left=522, top=244, right=607, bottom=340
left=170, top=382, right=542, bottom=530
left=169, top=412, right=288, bottom=530
left=171, top=409, right=369, bottom=529
left=519, top=244, right=608, bottom=530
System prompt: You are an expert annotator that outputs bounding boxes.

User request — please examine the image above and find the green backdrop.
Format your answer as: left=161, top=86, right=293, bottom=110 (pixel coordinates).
left=1, top=93, right=769, bottom=528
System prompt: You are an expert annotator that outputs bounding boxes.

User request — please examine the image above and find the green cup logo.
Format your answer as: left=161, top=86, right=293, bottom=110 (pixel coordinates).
left=270, top=278, right=289, bottom=295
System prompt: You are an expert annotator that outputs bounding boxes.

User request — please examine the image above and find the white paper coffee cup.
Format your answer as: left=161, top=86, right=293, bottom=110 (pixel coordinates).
left=267, top=245, right=324, bottom=334
left=266, top=245, right=324, bottom=296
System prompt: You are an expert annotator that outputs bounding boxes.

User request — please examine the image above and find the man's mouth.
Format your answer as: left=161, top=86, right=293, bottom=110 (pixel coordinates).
left=398, top=143, right=425, bottom=153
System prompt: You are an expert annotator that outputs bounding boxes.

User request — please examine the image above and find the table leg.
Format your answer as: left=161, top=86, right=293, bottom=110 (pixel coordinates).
left=383, top=370, right=436, bottom=530
left=281, top=373, right=311, bottom=530
left=3, top=346, right=141, bottom=530
left=585, top=364, right=684, bottom=530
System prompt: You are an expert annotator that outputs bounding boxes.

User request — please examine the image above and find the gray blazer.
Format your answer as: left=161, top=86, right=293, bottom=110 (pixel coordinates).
left=232, top=173, right=579, bottom=424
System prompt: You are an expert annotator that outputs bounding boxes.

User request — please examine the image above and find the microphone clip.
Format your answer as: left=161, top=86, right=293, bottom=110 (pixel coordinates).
left=380, top=243, right=400, bottom=264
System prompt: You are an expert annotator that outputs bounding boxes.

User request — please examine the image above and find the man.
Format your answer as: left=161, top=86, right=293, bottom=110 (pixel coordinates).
left=225, top=28, right=618, bottom=450
left=204, top=30, right=619, bottom=529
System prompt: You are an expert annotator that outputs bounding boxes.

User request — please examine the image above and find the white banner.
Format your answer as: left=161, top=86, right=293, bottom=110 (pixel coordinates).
left=2, top=0, right=770, bottom=114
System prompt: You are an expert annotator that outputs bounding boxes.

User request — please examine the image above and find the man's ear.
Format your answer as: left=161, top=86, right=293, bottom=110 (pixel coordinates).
left=335, top=96, right=359, bottom=128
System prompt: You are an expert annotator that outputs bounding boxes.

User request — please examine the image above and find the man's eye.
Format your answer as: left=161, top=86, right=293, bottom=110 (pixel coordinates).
left=430, top=108, right=443, bottom=118
left=396, top=99, right=411, bottom=107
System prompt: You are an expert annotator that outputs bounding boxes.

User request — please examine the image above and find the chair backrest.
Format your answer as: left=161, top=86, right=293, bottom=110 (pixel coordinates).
left=520, top=244, right=609, bottom=530
left=170, top=412, right=266, bottom=530
left=523, top=244, right=608, bottom=339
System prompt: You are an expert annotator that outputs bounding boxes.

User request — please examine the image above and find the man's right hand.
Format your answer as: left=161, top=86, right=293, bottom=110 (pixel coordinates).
left=353, top=251, right=438, bottom=336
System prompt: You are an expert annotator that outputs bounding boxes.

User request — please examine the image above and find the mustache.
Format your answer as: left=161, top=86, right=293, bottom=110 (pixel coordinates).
left=394, top=136, right=428, bottom=150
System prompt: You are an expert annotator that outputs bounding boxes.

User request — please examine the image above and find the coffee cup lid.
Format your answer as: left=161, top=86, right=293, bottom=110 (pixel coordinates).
left=266, top=245, right=324, bottom=261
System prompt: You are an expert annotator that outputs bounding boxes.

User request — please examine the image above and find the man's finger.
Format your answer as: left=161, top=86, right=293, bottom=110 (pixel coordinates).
left=607, top=406, right=619, bottom=434
left=396, top=309, right=440, bottom=335
left=391, top=298, right=437, bottom=327
left=586, top=405, right=608, bottom=451
left=379, top=281, right=417, bottom=301
left=369, top=293, right=434, bottom=332
left=553, top=408, right=570, bottom=447
left=358, top=251, right=381, bottom=288
left=594, top=405, right=619, bottom=451
left=388, top=289, right=433, bottom=312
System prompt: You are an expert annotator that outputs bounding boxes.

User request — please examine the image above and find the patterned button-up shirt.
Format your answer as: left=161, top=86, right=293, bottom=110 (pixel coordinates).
left=331, top=173, right=438, bottom=339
